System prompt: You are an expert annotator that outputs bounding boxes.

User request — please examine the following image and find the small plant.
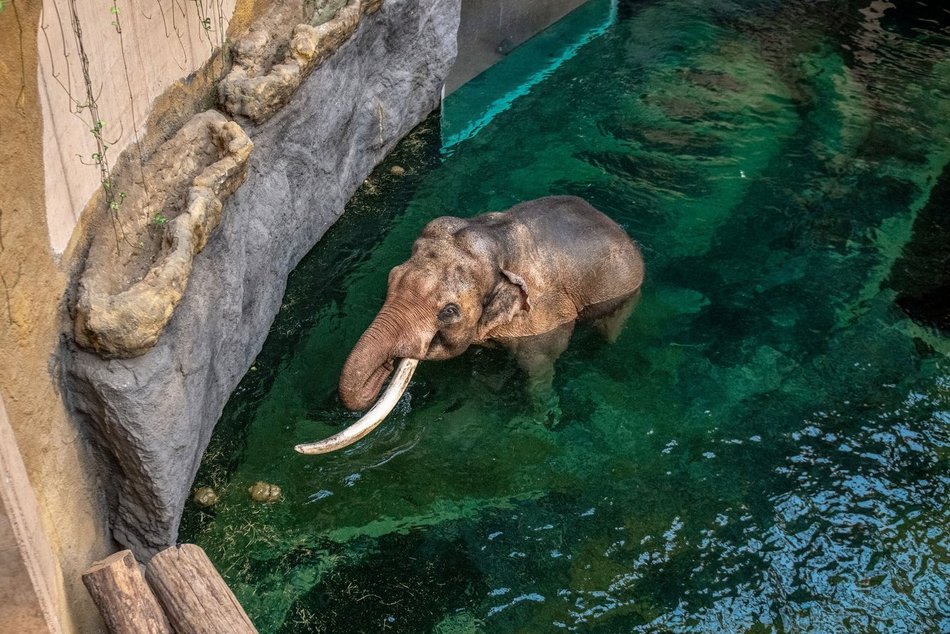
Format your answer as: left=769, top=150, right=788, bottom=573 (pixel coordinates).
left=110, top=4, right=120, bottom=31
left=101, top=180, right=127, bottom=213
left=153, top=212, right=169, bottom=226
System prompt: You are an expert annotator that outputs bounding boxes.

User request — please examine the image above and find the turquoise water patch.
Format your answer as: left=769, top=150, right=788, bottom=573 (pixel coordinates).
left=441, top=0, right=619, bottom=148
left=181, top=0, right=950, bottom=631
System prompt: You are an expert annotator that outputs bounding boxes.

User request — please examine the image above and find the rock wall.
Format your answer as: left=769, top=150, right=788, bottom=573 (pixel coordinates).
left=63, top=0, right=460, bottom=558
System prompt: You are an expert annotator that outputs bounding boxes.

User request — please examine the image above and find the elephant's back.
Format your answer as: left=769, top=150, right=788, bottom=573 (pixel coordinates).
left=503, top=196, right=644, bottom=305
left=505, top=196, right=634, bottom=248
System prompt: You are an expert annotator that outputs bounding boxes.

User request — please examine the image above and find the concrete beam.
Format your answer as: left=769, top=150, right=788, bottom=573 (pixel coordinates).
left=0, top=396, right=63, bottom=633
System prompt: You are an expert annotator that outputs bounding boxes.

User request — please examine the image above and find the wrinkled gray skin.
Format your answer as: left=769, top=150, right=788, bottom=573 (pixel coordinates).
left=339, top=196, right=645, bottom=411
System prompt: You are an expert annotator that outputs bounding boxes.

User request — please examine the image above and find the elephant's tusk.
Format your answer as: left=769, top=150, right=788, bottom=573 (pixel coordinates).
left=294, top=358, right=419, bottom=455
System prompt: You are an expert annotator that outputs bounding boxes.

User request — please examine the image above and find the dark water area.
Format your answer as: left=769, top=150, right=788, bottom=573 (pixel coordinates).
left=180, top=0, right=950, bottom=631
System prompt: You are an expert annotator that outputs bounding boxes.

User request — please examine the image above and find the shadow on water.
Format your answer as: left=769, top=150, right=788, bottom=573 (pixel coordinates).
left=181, top=0, right=950, bottom=631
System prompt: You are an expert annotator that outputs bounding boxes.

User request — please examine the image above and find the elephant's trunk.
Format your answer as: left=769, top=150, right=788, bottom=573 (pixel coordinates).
left=298, top=300, right=428, bottom=455
left=338, top=300, right=429, bottom=411
left=339, top=326, right=397, bottom=411
left=296, top=358, right=418, bottom=454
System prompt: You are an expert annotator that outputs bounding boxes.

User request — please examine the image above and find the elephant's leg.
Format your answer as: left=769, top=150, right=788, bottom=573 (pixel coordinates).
left=590, top=291, right=640, bottom=344
left=505, top=322, right=574, bottom=422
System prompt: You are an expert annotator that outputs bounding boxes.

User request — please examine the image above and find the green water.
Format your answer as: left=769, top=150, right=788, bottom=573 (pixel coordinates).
left=181, top=0, right=950, bottom=631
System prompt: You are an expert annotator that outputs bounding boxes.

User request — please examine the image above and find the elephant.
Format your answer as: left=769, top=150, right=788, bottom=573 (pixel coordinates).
left=295, top=196, right=644, bottom=454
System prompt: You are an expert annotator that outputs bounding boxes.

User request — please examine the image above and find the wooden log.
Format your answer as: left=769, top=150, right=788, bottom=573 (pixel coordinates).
left=146, top=543, right=257, bottom=634
left=82, top=550, right=172, bottom=634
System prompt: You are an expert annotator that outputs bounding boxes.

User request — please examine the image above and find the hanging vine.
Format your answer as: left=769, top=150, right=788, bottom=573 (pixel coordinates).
left=110, top=0, right=153, bottom=224
left=36, top=0, right=238, bottom=254
left=65, top=0, right=133, bottom=250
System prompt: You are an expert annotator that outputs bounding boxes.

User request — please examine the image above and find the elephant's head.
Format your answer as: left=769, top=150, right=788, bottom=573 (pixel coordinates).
left=338, top=215, right=531, bottom=411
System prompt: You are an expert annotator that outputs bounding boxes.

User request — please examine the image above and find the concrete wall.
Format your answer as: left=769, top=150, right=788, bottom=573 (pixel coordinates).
left=37, top=0, right=238, bottom=254
left=0, top=4, right=112, bottom=631
left=64, top=0, right=461, bottom=559
left=445, top=0, right=588, bottom=93
left=0, top=398, right=64, bottom=633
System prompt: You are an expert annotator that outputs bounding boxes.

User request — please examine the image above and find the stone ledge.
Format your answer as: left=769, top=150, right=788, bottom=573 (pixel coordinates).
left=220, top=0, right=383, bottom=123
left=73, top=111, right=253, bottom=359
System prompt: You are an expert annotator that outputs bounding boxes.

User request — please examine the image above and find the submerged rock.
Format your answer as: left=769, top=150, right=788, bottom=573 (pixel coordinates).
left=890, top=163, right=950, bottom=333
left=248, top=481, right=282, bottom=503
left=193, top=487, right=219, bottom=507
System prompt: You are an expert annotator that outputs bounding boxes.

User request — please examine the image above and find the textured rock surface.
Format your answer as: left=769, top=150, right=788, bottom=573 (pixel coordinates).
left=74, top=111, right=253, bottom=358
left=220, top=0, right=383, bottom=123
left=63, top=0, right=460, bottom=558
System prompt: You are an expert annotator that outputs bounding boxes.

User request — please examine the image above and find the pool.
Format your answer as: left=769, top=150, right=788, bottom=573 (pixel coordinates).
left=180, top=0, right=950, bottom=631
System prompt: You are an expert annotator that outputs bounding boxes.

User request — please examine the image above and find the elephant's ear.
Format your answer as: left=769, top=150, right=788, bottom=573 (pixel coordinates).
left=477, top=269, right=531, bottom=337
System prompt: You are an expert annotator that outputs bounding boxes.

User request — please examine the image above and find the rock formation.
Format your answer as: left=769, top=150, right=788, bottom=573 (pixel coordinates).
left=220, top=0, right=384, bottom=123
left=63, top=0, right=460, bottom=558
left=73, top=112, right=253, bottom=358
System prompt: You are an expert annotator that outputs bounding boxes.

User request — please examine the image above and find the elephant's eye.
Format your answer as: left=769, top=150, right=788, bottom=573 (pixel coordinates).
left=438, top=303, right=461, bottom=323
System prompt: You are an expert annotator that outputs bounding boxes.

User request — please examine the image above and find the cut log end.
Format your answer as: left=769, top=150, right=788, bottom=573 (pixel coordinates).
left=82, top=550, right=172, bottom=634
